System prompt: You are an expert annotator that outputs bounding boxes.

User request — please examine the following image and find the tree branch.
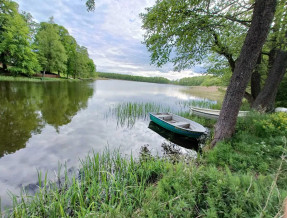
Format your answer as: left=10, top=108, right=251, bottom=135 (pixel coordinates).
left=212, top=32, right=236, bottom=72
left=216, top=15, right=251, bottom=27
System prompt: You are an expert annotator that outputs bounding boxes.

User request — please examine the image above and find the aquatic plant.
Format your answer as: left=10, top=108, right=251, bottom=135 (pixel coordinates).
left=8, top=148, right=286, bottom=217
left=108, top=102, right=171, bottom=127
left=177, top=99, right=219, bottom=110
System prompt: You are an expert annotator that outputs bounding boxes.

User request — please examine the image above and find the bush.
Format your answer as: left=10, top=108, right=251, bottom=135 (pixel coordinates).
left=140, top=164, right=286, bottom=217
left=236, top=112, right=287, bottom=138
left=205, top=113, right=287, bottom=175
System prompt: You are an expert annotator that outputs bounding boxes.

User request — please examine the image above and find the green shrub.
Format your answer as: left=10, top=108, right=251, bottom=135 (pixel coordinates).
left=205, top=113, right=287, bottom=175
left=140, top=164, right=286, bottom=217
left=237, top=112, right=287, bottom=138
left=10, top=153, right=286, bottom=217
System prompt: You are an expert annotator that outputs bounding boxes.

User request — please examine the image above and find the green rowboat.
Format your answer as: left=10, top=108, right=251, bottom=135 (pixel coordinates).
left=149, top=112, right=207, bottom=139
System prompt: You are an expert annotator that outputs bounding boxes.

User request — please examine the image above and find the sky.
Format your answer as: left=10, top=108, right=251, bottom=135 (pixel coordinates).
left=15, top=0, right=205, bottom=80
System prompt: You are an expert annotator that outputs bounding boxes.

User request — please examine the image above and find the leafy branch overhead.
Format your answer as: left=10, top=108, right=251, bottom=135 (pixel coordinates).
left=141, top=0, right=287, bottom=112
left=85, top=0, right=96, bottom=11
left=141, top=0, right=252, bottom=71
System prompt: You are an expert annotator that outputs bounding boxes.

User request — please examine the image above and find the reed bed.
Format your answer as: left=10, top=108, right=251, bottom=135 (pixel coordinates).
left=9, top=151, right=169, bottom=217
left=177, top=99, right=219, bottom=110
left=7, top=147, right=286, bottom=217
left=108, top=102, right=171, bottom=127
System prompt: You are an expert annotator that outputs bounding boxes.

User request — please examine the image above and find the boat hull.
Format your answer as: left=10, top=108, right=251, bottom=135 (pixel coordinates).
left=149, top=113, right=205, bottom=139
left=190, top=107, right=249, bottom=119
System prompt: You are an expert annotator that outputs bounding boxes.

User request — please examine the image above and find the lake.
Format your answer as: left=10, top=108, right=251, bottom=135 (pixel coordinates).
left=0, top=79, right=220, bottom=209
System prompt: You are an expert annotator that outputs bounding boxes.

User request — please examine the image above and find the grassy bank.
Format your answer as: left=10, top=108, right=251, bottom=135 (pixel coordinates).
left=0, top=75, right=81, bottom=82
left=4, top=112, right=287, bottom=217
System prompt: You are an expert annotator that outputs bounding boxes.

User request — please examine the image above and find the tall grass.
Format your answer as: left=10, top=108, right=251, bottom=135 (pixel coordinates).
left=4, top=113, right=287, bottom=217
left=178, top=99, right=219, bottom=109
left=0, top=75, right=79, bottom=82
left=108, top=102, right=171, bottom=127
left=8, top=148, right=286, bottom=217
left=10, top=151, right=169, bottom=217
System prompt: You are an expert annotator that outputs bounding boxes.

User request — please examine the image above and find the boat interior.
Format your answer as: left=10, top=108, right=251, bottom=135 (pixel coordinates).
left=156, top=114, right=191, bottom=129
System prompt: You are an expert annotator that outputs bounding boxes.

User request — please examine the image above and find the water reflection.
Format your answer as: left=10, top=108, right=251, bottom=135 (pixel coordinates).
left=148, top=121, right=199, bottom=151
left=0, top=81, right=94, bottom=157
left=0, top=82, right=44, bottom=157
left=0, top=79, right=217, bottom=209
left=40, top=82, right=94, bottom=132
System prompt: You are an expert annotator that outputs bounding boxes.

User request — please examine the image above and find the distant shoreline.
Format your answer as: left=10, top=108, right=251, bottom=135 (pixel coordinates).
left=98, top=72, right=223, bottom=87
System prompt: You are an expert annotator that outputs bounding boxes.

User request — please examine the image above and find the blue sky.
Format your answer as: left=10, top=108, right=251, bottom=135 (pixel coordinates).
left=15, top=0, right=204, bottom=80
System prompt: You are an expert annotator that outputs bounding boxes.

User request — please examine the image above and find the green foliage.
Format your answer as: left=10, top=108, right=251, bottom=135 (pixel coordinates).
left=276, top=75, right=287, bottom=107
left=69, top=45, right=96, bottom=79
left=0, top=1, right=96, bottom=78
left=254, top=112, right=287, bottom=137
left=9, top=151, right=286, bottom=217
left=0, top=0, right=40, bottom=75
left=35, top=24, right=67, bottom=74
left=98, top=72, right=223, bottom=86
left=237, top=112, right=287, bottom=138
left=205, top=112, right=287, bottom=174
left=98, top=72, right=170, bottom=84
left=174, top=75, right=222, bottom=86
left=141, top=0, right=249, bottom=71
left=11, top=151, right=170, bottom=217
left=5, top=109, right=287, bottom=217
left=109, top=102, right=171, bottom=127
left=85, top=0, right=96, bottom=11
left=141, top=165, right=286, bottom=217
left=0, top=75, right=69, bottom=82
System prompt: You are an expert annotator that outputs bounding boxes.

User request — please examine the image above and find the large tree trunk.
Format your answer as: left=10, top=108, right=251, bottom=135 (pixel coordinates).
left=252, top=50, right=287, bottom=111
left=211, top=0, right=277, bottom=147
left=251, top=55, right=262, bottom=100
left=42, top=68, right=46, bottom=78
left=244, top=71, right=261, bottom=105
left=2, top=63, right=7, bottom=71
left=251, top=71, right=261, bottom=99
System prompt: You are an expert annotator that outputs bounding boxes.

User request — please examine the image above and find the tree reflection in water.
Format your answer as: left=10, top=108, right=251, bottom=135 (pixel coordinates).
left=0, top=81, right=94, bottom=157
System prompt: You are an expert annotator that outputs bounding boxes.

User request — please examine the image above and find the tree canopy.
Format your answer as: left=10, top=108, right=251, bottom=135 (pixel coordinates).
left=142, top=0, right=287, bottom=145
left=0, top=1, right=97, bottom=78
left=141, top=0, right=287, bottom=111
left=35, top=24, right=67, bottom=76
left=141, top=0, right=251, bottom=71
left=0, top=0, right=40, bottom=75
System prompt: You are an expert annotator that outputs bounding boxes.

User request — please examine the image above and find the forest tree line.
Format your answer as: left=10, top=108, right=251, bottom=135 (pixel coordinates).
left=0, top=0, right=96, bottom=79
left=98, top=72, right=222, bottom=86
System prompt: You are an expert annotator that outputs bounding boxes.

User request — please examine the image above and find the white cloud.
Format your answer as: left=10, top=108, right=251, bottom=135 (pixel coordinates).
left=130, top=70, right=200, bottom=81
left=15, top=0, right=204, bottom=80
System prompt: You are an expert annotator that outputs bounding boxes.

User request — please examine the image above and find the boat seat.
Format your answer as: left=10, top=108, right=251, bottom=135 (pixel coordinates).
left=157, top=115, right=172, bottom=121
left=174, top=122, right=190, bottom=128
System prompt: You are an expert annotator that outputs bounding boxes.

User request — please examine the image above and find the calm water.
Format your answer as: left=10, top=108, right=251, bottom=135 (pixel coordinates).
left=0, top=79, right=215, bottom=208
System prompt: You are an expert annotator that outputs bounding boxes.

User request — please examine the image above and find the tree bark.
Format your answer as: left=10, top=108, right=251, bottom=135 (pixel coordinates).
left=251, top=71, right=261, bottom=99
left=212, top=32, right=236, bottom=72
left=244, top=91, right=254, bottom=105
left=2, top=63, right=7, bottom=71
left=211, top=0, right=277, bottom=147
left=252, top=49, right=287, bottom=111
left=250, top=54, right=262, bottom=100
left=42, top=68, right=46, bottom=78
